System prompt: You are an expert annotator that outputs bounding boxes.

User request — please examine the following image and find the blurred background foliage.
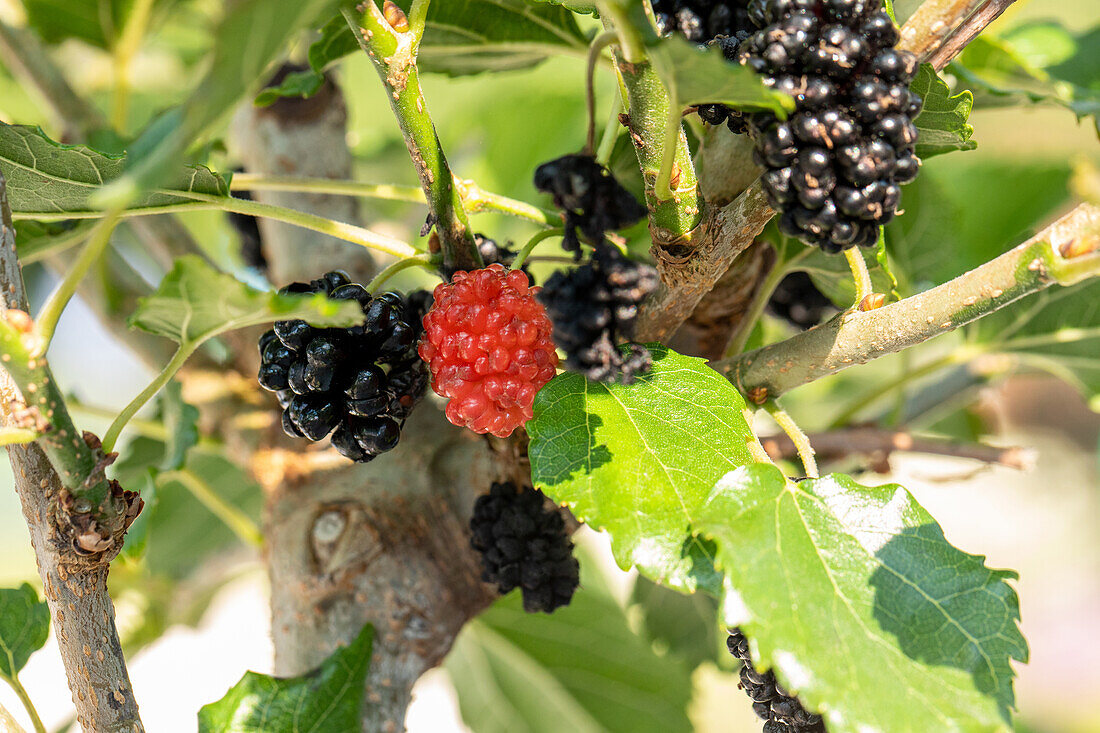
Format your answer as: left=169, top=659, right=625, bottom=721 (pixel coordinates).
left=0, top=0, right=1097, bottom=731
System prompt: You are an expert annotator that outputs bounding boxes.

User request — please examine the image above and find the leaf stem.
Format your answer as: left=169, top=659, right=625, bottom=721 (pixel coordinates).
left=110, top=0, right=156, bottom=130
left=845, top=247, right=875, bottom=306
left=762, top=400, right=818, bottom=478
left=2, top=673, right=46, bottom=733
left=510, top=229, right=564, bottom=272
left=595, top=98, right=623, bottom=165
left=457, top=180, right=558, bottom=226
left=103, top=343, right=198, bottom=453
left=33, top=211, right=121, bottom=355
left=157, top=468, right=262, bottom=549
left=726, top=248, right=810, bottom=357
left=406, top=0, right=431, bottom=38
left=229, top=174, right=426, bottom=203
left=586, top=32, right=619, bottom=155
left=364, top=254, right=435, bottom=293
left=595, top=0, right=646, bottom=63
left=171, top=192, right=420, bottom=259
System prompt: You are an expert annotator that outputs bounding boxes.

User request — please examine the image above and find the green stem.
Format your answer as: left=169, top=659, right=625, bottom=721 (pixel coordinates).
left=102, top=343, right=197, bottom=453
left=365, top=254, right=435, bottom=292
left=458, top=182, right=557, bottom=226
left=595, top=97, right=623, bottom=165
left=34, top=211, right=121, bottom=354
left=171, top=192, right=420, bottom=259
left=158, top=469, right=262, bottom=549
left=586, top=32, right=619, bottom=155
left=2, top=674, right=46, bottom=733
left=407, top=0, right=431, bottom=37
left=229, top=174, right=426, bottom=203
left=827, top=352, right=965, bottom=429
left=511, top=229, right=564, bottom=271
left=653, top=92, right=682, bottom=202
left=344, top=4, right=481, bottom=272
left=110, top=0, right=155, bottom=130
left=726, top=249, right=810, bottom=357
left=845, top=247, right=874, bottom=306
left=595, top=0, right=646, bottom=63
left=0, top=427, right=39, bottom=445
left=763, top=400, right=818, bottom=478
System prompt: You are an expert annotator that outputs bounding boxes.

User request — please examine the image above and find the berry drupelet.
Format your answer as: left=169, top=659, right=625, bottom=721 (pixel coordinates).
left=728, top=628, right=827, bottom=732
left=766, top=271, right=837, bottom=329
left=738, top=0, right=922, bottom=252
left=538, top=244, right=658, bottom=384
left=257, top=271, right=429, bottom=462
left=534, top=154, right=648, bottom=257
left=418, top=264, right=558, bottom=438
left=470, top=482, right=580, bottom=614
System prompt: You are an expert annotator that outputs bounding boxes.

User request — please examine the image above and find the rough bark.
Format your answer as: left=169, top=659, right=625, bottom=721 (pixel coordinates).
left=0, top=178, right=143, bottom=732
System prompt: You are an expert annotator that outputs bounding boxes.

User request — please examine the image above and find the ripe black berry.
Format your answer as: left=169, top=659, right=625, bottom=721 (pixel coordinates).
left=728, top=628, right=826, bottom=732
left=257, top=271, right=429, bottom=462
left=470, top=482, right=580, bottom=614
left=738, top=0, right=922, bottom=252
left=534, top=154, right=647, bottom=257
left=538, top=244, right=658, bottom=384
left=767, top=271, right=836, bottom=329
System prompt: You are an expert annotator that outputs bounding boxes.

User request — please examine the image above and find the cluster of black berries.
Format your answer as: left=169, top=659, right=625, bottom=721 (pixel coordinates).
left=657, top=0, right=923, bottom=252
left=538, top=244, right=658, bottom=384
left=470, top=482, right=580, bottom=614
left=534, top=154, right=647, bottom=257
left=257, top=271, right=430, bottom=463
left=728, top=629, right=826, bottom=732
left=767, top=271, right=836, bottom=329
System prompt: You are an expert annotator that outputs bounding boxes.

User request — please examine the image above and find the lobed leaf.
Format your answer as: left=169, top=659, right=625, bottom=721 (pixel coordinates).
left=0, top=124, right=227, bottom=218
left=198, top=622, right=373, bottom=732
left=0, top=584, right=50, bottom=679
left=129, top=255, right=363, bottom=347
left=697, top=465, right=1026, bottom=733
left=528, top=346, right=756, bottom=594
left=911, top=64, right=977, bottom=158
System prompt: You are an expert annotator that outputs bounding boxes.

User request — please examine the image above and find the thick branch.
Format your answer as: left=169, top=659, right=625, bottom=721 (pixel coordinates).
left=0, top=175, right=143, bottom=732
left=716, top=204, right=1100, bottom=398
left=760, top=427, right=1036, bottom=470
left=922, top=0, right=1018, bottom=71
left=344, top=4, right=481, bottom=273
left=899, top=0, right=1016, bottom=67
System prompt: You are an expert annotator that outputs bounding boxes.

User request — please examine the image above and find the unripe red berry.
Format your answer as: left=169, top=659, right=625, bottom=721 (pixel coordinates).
left=418, top=264, right=559, bottom=437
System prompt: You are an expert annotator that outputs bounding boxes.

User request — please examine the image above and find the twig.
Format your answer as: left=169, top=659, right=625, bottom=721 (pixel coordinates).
left=760, top=427, right=1036, bottom=471
left=343, top=3, right=482, bottom=272
left=716, top=204, right=1100, bottom=399
left=923, top=0, right=1018, bottom=71
left=0, top=174, right=144, bottom=731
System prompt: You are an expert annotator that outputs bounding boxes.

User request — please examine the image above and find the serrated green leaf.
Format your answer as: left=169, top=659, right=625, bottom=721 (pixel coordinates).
left=129, top=255, right=363, bottom=346
left=649, top=36, right=795, bottom=116
left=528, top=346, right=755, bottom=594
left=447, top=581, right=693, bottom=733
left=198, top=622, right=373, bottom=732
left=697, top=465, right=1026, bottom=733
left=911, top=64, right=976, bottom=158
left=0, top=124, right=227, bottom=218
left=100, top=0, right=339, bottom=206
left=0, top=584, right=49, bottom=679
left=158, top=381, right=199, bottom=472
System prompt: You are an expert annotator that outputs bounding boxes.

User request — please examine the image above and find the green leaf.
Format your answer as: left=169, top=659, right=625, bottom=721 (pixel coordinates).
left=22, top=0, right=143, bottom=50
left=528, top=0, right=598, bottom=14
left=911, top=64, right=976, bottom=158
left=158, top=381, right=199, bottom=472
left=697, top=465, right=1026, bottom=732
left=952, top=23, right=1100, bottom=131
left=649, top=36, right=795, bottom=116
left=119, top=469, right=157, bottom=562
left=309, top=0, right=589, bottom=83
left=13, top=220, right=95, bottom=264
left=253, top=69, right=326, bottom=107
left=100, top=0, right=339, bottom=206
left=129, top=255, right=363, bottom=346
left=0, top=124, right=227, bottom=218
left=528, top=346, right=755, bottom=594
left=446, top=584, right=693, bottom=733
left=0, top=584, right=50, bottom=679
left=198, top=622, right=373, bottom=732
left=631, top=576, right=722, bottom=670
left=797, top=230, right=899, bottom=306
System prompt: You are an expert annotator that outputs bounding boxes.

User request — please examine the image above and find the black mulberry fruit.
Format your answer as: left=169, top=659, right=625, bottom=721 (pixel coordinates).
left=257, top=271, right=429, bottom=462
left=470, top=482, right=580, bottom=614
left=766, top=271, right=836, bottom=329
left=538, top=244, right=658, bottom=384
left=534, top=154, right=647, bottom=257
left=728, top=628, right=826, bottom=732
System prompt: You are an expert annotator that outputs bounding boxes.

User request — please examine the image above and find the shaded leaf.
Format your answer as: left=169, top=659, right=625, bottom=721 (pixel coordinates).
left=0, top=124, right=227, bottom=217
left=631, top=576, right=722, bottom=670
left=254, top=69, right=326, bottom=107
left=528, top=346, right=755, bottom=594
left=697, top=465, right=1026, bottom=732
left=13, top=219, right=95, bottom=264
left=0, top=584, right=49, bottom=679
left=198, top=622, right=373, bottom=732
left=22, top=0, right=149, bottom=50
left=911, top=64, right=976, bottom=158
left=158, top=380, right=199, bottom=472
left=447, top=579, right=693, bottom=733
left=129, top=255, right=363, bottom=346
left=528, top=0, right=598, bottom=15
